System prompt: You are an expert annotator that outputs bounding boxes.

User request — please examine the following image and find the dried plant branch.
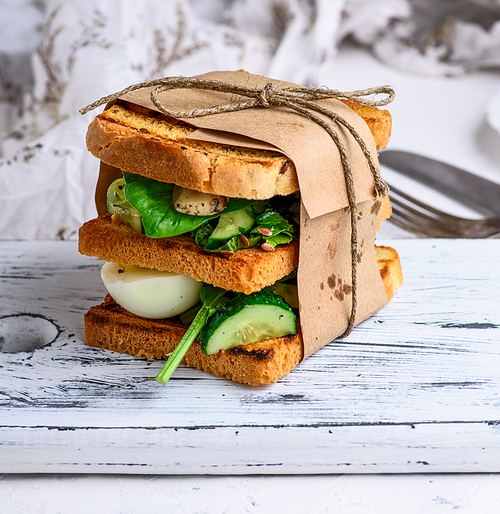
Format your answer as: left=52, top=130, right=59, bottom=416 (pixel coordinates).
left=35, top=5, right=64, bottom=104
left=144, top=2, right=209, bottom=79
left=0, top=53, right=23, bottom=105
left=67, top=9, right=112, bottom=73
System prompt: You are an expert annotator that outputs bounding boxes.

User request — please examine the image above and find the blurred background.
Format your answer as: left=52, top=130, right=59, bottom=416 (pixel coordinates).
left=1, top=0, right=500, bottom=240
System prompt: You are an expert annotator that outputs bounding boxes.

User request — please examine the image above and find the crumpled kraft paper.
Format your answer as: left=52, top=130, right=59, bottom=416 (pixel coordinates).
left=100, top=70, right=388, bottom=359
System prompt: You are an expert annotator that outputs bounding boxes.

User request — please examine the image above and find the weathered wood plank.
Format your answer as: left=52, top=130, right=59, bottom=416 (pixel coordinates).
left=2, top=422, right=500, bottom=474
left=1, top=239, right=499, bottom=473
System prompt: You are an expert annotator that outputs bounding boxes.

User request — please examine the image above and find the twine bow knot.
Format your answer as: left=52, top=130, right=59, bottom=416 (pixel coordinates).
left=81, top=76, right=395, bottom=338
left=258, top=82, right=274, bottom=107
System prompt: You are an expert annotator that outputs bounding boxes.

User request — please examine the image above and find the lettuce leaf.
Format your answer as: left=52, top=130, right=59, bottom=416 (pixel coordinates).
left=194, top=209, right=295, bottom=252
left=250, top=211, right=295, bottom=248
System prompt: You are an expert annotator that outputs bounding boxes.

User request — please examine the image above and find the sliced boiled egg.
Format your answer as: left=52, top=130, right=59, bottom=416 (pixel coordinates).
left=101, top=262, right=202, bottom=319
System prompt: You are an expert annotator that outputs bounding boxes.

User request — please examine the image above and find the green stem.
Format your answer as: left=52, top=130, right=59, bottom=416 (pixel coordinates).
left=155, top=286, right=225, bottom=384
left=155, top=309, right=208, bottom=384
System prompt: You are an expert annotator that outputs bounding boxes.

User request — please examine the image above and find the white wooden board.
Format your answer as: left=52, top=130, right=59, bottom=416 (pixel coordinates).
left=1, top=239, right=499, bottom=474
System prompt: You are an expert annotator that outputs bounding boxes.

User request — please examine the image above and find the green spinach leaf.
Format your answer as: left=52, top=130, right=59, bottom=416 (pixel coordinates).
left=122, top=172, right=254, bottom=238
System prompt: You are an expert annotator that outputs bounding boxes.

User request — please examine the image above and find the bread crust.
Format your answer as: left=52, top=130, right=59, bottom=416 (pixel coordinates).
left=375, top=245, right=404, bottom=301
left=340, top=99, right=392, bottom=151
left=87, top=103, right=298, bottom=199
left=78, top=214, right=299, bottom=294
left=83, top=244, right=402, bottom=385
left=86, top=100, right=391, bottom=199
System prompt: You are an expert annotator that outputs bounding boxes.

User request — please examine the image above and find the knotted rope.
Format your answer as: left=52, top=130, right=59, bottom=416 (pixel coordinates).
left=81, top=77, right=395, bottom=338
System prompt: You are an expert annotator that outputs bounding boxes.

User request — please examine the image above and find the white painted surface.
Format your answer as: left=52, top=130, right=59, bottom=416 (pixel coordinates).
left=1, top=473, right=500, bottom=514
left=1, top=239, right=499, bottom=475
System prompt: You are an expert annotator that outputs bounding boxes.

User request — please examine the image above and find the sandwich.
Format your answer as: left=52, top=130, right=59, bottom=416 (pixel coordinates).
left=78, top=72, right=403, bottom=385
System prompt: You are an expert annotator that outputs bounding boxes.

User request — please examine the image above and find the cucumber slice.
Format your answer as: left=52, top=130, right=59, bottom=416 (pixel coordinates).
left=266, top=283, right=299, bottom=309
left=199, top=290, right=296, bottom=355
left=106, top=178, right=128, bottom=207
left=106, top=178, right=142, bottom=232
left=209, top=207, right=255, bottom=242
left=107, top=204, right=143, bottom=233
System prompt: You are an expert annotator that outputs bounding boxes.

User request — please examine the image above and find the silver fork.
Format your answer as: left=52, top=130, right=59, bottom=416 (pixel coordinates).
left=386, top=183, right=500, bottom=238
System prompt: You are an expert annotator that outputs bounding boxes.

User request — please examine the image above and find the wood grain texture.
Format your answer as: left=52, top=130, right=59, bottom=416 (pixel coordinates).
left=1, top=240, right=499, bottom=474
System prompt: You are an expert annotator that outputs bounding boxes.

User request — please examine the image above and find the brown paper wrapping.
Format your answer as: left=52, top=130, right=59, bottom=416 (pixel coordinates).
left=99, top=70, right=388, bottom=360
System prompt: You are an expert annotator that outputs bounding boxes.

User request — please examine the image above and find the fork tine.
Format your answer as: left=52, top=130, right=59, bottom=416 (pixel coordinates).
left=387, top=185, right=460, bottom=237
left=388, top=185, right=465, bottom=223
left=385, top=182, right=500, bottom=238
left=386, top=184, right=481, bottom=238
left=389, top=206, right=450, bottom=237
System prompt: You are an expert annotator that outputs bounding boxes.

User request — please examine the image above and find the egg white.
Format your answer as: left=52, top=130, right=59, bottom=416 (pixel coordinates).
left=101, top=262, right=202, bottom=319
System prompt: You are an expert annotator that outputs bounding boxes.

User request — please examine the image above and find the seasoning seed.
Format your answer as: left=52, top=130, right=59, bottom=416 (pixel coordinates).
left=220, top=249, right=234, bottom=257
left=240, top=234, right=250, bottom=246
left=261, top=243, right=274, bottom=252
left=257, top=227, right=273, bottom=236
left=279, top=161, right=290, bottom=175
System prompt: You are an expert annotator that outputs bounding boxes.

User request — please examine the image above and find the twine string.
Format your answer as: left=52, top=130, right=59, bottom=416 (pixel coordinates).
left=80, top=77, right=395, bottom=338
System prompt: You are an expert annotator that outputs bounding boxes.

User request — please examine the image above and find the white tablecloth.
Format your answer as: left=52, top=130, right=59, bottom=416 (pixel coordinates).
left=2, top=0, right=500, bottom=239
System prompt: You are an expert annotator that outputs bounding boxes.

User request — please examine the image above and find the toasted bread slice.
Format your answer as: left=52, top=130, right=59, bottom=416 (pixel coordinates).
left=84, top=296, right=303, bottom=386
left=86, top=100, right=391, bottom=200
left=341, top=99, right=392, bottom=151
left=83, top=244, right=402, bottom=385
left=78, top=195, right=392, bottom=295
left=79, top=214, right=299, bottom=295
left=375, top=245, right=403, bottom=301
